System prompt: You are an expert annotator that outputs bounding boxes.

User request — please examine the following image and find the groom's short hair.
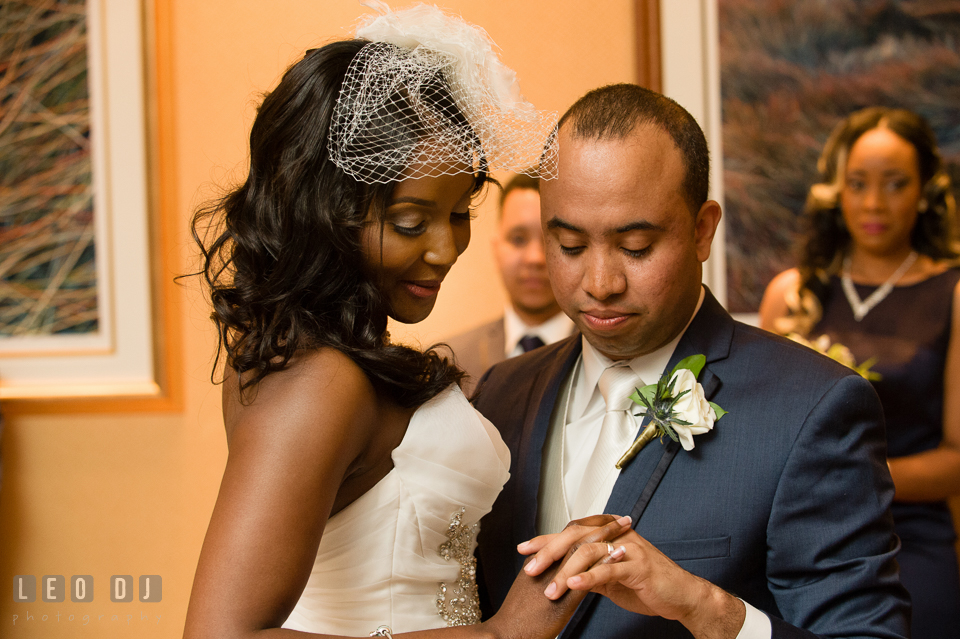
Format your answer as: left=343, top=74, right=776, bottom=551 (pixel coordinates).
left=556, top=84, right=709, bottom=213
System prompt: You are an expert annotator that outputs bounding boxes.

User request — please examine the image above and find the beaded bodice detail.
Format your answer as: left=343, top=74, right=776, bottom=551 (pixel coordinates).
left=436, top=507, right=482, bottom=626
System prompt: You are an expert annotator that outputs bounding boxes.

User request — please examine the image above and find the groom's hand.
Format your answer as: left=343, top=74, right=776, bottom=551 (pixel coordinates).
left=543, top=528, right=746, bottom=639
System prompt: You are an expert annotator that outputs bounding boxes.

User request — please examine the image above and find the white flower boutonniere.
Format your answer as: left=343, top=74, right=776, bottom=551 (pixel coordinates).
left=615, top=354, right=727, bottom=469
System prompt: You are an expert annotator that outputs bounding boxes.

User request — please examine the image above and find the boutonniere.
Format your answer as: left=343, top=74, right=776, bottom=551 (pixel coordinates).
left=787, top=333, right=881, bottom=381
left=615, top=354, right=727, bottom=469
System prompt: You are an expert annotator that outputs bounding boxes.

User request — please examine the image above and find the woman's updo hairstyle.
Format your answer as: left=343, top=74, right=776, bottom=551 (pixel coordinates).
left=192, top=40, right=480, bottom=406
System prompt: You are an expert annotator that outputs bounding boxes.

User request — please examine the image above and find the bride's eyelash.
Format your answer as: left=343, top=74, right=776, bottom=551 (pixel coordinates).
left=451, top=210, right=477, bottom=222
left=392, top=222, right=427, bottom=237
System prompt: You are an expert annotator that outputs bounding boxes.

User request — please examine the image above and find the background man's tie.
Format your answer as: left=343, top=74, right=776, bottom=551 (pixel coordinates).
left=519, top=334, right=546, bottom=353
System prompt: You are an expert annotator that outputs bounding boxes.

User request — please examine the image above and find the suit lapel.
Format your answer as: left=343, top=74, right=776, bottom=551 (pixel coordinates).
left=605, top=291, right=732, bottom=516
left=561, top=290, right=735, bottom=638
left=514, top=336, right=583, bottom=542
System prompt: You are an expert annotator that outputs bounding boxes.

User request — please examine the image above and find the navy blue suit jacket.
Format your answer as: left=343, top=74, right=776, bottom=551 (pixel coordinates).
left=473, top=291, right=909, bottom=639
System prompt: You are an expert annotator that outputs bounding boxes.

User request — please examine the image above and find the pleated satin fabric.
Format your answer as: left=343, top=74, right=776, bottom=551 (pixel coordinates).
left=283, top=385, right=511, bottom=635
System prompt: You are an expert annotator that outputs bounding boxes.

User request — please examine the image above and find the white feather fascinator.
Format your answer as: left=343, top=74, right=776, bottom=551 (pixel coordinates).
left=328, top=1, right=558, bottom=183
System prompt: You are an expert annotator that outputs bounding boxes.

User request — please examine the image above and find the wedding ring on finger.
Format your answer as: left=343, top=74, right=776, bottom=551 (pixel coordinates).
left=606, top=545, right=626, bottom=562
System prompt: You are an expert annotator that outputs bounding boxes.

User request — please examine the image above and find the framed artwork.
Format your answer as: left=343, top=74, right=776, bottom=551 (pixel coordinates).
left=0, top=0, right=179, bottom=407
left=656, top=0, right=960, bottom=314
left=635, top=0, right=662, bottom=92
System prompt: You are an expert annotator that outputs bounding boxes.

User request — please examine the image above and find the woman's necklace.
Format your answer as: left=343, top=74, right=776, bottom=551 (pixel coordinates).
left=841, top=250, right=918, bottom=322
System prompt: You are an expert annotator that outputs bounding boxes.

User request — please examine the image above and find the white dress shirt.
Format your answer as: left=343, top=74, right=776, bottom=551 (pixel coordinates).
left=503, top=306, right=575, bottom=358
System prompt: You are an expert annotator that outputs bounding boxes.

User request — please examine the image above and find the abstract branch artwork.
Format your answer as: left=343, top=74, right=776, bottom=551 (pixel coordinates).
left=0, top=0, right=98, bottom=340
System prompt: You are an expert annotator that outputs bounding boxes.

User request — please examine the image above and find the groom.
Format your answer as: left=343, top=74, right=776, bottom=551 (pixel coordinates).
left=473, top=85, right=909, bottom=638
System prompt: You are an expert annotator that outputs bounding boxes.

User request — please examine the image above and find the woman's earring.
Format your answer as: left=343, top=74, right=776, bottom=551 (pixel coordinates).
left=918, top=198, right=929, bottom=213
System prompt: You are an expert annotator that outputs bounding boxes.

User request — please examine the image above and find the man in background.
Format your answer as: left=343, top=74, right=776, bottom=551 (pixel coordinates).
left=447, top=173, right=574, bottom=396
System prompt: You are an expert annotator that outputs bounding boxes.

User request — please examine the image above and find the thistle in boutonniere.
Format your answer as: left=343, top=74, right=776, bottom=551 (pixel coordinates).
left=615, top=354, right=727, bottom=469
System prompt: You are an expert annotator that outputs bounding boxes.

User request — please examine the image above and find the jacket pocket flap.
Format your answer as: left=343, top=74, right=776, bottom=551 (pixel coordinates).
left=648, top=535, right=730, bottom=561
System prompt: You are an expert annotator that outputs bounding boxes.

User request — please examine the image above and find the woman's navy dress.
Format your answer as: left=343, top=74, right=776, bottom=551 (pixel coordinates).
left=814, top=267, right=960, bottom=639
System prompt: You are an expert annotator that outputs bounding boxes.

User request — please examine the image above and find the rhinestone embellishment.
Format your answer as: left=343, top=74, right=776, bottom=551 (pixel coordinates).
left=436, top=507, right=481, bottom=626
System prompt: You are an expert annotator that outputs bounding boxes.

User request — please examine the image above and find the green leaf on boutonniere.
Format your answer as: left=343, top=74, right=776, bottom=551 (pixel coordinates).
left=629, top=384, right=658, bottom=406
left=710, top=402, right=727, bottom=420
left=671, top=354, right=706, bottom=378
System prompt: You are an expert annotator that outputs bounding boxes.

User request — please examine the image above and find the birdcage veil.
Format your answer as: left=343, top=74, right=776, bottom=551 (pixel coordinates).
left=328, top=1, right=558, bottom=184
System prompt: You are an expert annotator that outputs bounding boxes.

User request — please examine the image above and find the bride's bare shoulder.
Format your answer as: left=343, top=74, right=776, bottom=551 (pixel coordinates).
left=221, top=348, right=377, bottom=445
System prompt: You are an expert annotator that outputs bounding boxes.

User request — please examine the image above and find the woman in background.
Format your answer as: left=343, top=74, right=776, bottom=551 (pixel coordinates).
left=181, top=4, right=623, bottom=638
left=759, top=106, right=960, bottom=639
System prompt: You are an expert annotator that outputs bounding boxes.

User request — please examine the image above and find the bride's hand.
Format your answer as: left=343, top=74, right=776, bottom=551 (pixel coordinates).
left=481, top=516, right=631, bottom=639
left=480, top=556, right=581, bottom=639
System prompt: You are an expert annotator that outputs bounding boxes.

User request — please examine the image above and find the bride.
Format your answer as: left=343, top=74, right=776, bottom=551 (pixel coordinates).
left=182, top=3, right=627, bottom=638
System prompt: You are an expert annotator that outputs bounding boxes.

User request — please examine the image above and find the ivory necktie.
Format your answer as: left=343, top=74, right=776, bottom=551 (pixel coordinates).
left=572, top=363, right=643, bottom=516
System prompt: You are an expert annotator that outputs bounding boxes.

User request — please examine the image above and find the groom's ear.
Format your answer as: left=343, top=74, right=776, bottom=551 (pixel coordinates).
left=694, top=200, right=722, bottom=263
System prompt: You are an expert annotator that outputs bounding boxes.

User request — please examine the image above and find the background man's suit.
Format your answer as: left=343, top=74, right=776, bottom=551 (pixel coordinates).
left=446, top=318, right=505, bottom=397
left=474, top=290, right=909, bottom=639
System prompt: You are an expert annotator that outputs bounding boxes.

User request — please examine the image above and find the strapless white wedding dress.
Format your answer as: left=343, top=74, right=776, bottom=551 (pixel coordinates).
left=282, top=385, right=511, bottom=636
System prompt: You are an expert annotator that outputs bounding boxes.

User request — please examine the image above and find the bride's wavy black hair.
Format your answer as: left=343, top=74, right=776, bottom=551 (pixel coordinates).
left=191, top=40, right=487, bottom=406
